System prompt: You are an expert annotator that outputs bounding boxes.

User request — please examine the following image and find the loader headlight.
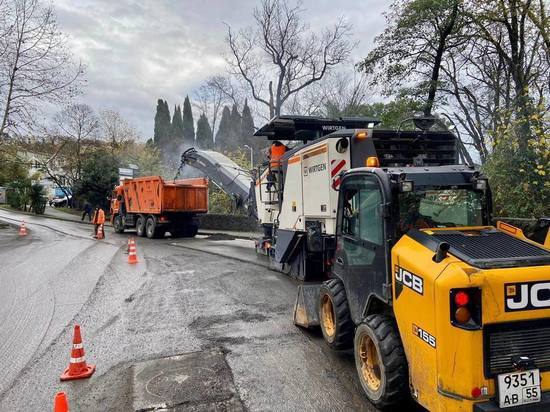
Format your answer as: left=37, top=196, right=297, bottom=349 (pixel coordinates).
left=473, top=178, right=488, bottom=191
left=400, top=180, right=414, bottom=192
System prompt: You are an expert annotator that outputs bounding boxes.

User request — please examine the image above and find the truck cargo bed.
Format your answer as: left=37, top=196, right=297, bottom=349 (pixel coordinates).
left=123, top=176, right=208, bottom=214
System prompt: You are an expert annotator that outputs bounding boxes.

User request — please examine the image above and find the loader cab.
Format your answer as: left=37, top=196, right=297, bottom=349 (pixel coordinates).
left=333, top=165, right=492, bottom=322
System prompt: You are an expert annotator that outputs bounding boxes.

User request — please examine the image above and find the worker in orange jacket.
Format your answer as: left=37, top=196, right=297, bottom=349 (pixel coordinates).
left=92, top=206, right=106, bottom=238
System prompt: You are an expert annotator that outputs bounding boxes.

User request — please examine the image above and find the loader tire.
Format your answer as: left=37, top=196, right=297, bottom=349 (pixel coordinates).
left=354, top=314, right=408, bottom=409
left=319, top=279, right=354, bottom=349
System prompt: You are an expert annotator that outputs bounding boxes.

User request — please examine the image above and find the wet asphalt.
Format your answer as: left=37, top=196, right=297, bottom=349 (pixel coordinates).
left=0, top=209, right=415, bottom=411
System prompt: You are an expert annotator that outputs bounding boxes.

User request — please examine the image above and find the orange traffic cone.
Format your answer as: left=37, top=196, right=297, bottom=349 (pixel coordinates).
left=53, top=391, right=69, bottom=412
left=96, top=224, right=104, bottom=240
left=128, top=238, right=138, bottom=264
left=19, top=221, right=27, bottom=236
left=60, top=324, right=96, bottom=381
left=125, top=237, right=132, bottom=254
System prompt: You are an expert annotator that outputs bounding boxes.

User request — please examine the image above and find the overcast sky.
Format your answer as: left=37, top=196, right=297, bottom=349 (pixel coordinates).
left=55, top=0, right=391, bottom=138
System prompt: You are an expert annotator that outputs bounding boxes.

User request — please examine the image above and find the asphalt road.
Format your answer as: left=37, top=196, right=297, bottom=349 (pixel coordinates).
left=0, top=209, right=410, bottom=411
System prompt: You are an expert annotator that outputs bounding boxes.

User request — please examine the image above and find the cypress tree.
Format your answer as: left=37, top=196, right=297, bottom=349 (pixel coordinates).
left=196, top=113, right=213, bottom=149
left=154, top=99, right=171, bottom=151
left=182, top=95, right=195, bottom=143
left=215, top=106, right=232, bottom=151
left=172, top=104, right=184, bottom=147
left=241, top=99, right=255, bottom=140
left=229, top=103, right=242, bottom=144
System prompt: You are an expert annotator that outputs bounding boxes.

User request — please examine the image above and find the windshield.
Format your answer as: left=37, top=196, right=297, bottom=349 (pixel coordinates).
left=398, top=188, right=485, bottom=234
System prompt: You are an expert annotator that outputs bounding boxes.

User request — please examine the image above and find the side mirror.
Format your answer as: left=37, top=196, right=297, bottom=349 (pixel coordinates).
left=433, top=242, right=450, bottom=263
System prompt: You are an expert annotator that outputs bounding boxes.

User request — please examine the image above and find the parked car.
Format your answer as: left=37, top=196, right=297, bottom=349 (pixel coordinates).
left=51, top=195, right=72, bottom=207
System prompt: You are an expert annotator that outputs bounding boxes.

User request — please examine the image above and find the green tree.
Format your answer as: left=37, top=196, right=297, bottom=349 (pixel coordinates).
left=154, top=99, right=171, bottom=151
left=196, top=113, right=213, bottom=149
left=182, top=95, right=195, bottom=143
left=241, top=99, right=259, bottom=164
left=357, top=99, right=424, bottom=129
left=0, top=147, right=28, bottom=188
left=230, top=104, right=242, bottom=145
left=172, top=104, right=184, bottom=147
left=215, top=106, right=232, bottom=150
left=359, top=0, right=462, bottom=115
left=74, top=150, right=119, bottom=210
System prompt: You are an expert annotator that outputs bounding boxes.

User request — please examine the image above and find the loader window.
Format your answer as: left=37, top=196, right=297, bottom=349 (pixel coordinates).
left=341, top=177, right=383, bottom=246
left=398, top=188, right=484, bottom=234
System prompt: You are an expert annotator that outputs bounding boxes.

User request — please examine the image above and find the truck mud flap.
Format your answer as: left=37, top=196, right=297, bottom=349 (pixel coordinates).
left=293, top=283, right=322, bottom=328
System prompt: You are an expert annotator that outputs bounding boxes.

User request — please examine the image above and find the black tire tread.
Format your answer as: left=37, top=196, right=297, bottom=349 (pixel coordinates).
left=319, top=278, right=354, bottom=349
left=357, top=314, right=409, bottom=408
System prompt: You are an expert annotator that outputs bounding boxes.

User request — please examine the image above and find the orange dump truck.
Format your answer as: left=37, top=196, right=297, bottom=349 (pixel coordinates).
left=110, top=176, right=208, bottom=238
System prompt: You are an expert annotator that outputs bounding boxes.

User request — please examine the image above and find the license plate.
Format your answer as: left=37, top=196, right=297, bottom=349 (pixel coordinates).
left=497, top=369, right=541, bottom=408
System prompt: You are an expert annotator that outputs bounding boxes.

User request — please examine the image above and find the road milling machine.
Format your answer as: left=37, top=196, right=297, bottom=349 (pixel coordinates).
left=248, top=115, right=550, bottom=411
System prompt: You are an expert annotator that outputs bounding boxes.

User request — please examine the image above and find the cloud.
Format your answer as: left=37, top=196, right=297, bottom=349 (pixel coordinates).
left=54, top=0, right=390, bottom=138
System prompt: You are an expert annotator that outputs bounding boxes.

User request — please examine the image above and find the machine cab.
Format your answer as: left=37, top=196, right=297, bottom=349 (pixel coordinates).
left=332, top=166, right=492, bottom=323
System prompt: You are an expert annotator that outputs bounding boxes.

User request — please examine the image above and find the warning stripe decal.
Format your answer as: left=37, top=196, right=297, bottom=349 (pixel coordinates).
left=331, top=159, right=346, bottom=177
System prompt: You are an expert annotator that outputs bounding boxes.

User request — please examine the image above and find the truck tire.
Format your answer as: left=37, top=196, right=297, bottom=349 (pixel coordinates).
left=181, top=222, right=199, bottom=238
left=354, top=315, right=408, bottom=408
left=146, top=216, right=165, bottom=239
left=113, top=215, right=125, bottom=234
left=319, top=279, right=354, bottom=349
left=136, top=215, right=146, bottom=237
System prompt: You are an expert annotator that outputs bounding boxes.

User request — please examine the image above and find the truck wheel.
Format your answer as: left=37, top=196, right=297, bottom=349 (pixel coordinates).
left=354, top=315, right=408, bottom=408
left=319, top=279, right=354, bottom=349
left=136, top=215, right=146, bottom=237
left=113, top=215, right=125, bottom=234
left=146, top=216, right=165, bottom=239
left=181, top=223, right=198, bottom=238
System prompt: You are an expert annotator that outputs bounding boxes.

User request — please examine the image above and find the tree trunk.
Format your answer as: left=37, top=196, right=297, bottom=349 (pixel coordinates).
left=423, top=2, right=459, bottom=116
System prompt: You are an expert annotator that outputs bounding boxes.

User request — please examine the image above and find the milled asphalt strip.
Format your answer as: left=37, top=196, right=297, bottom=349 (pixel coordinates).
left=168, top=242, right=270, bottom=270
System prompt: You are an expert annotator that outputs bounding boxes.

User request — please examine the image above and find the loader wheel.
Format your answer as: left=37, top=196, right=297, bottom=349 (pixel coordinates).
left=136, top=215, right=146, bottom=237
left=113, top=215, right=124, bottom=234
left=319, top=279, right=354, bottom=349
left=354, top=315, right=408, bottom=408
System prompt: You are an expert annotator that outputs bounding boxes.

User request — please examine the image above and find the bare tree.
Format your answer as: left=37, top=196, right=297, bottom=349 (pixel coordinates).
left=193, top=75, right=238, bottom=137
left=226, top=0, right=354, bottom=118
left=0, top=0, right=83, bottom=137
left=52, top=104, right=99, bottom=184
left=463, top=0, right=549, bottom=147
left=99, top=110, right=137, bottom=152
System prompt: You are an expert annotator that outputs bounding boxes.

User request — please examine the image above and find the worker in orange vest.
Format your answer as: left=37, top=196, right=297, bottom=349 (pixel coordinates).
left=269, top=141, right=288, bottom=170
left=92, top=206, right=106, bottom=238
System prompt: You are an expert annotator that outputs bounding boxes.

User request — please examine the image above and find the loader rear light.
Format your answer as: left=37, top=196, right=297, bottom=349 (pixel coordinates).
left=355, top=131, right=368, bottom=139
left=454, top=306, right=471, bottom=323
left=450, top=288, right=482, bottom=330
left=454, top=291, right=469, bottom=306
left=471, top=387, right=482, bottom=398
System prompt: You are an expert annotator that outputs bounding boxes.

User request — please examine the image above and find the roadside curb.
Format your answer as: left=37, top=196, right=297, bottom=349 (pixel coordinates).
left=196, top=231, right=261, bottom=241
left=0, top=206, right=102, bottom=226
